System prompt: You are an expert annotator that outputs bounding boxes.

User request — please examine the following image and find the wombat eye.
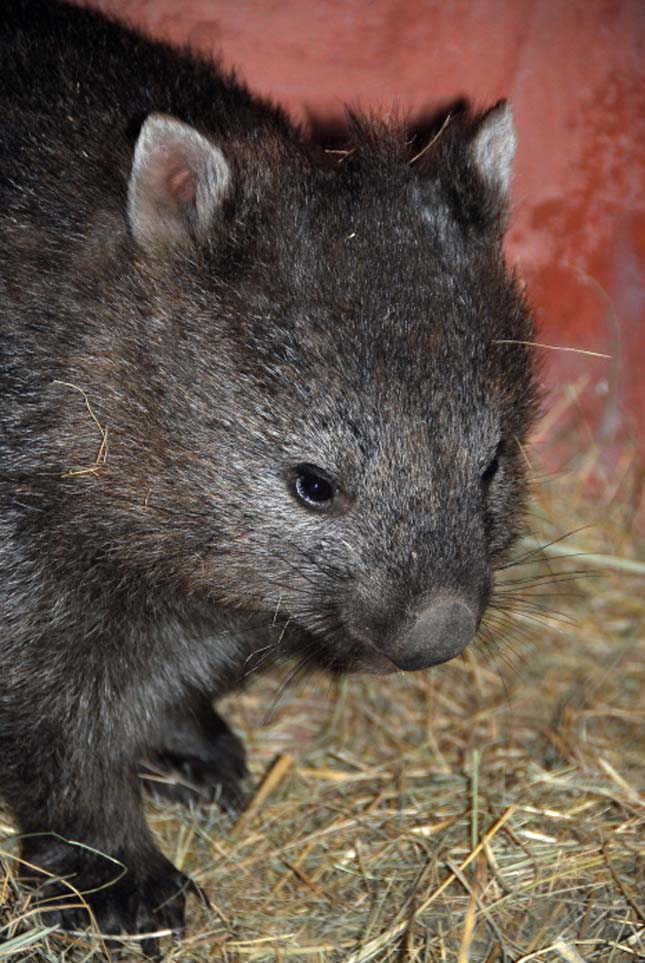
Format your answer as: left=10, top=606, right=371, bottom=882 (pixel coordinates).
left=292, top=463, right=336, bottom=510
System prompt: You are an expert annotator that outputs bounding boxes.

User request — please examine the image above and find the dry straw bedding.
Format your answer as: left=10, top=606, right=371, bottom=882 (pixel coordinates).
left=1, top=420, right=643, bottom=962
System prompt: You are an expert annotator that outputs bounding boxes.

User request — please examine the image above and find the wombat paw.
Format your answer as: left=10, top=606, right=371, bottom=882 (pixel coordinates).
left=23, top=839, right=196, bottom=958
left=141, top=727, right=249, bottom=816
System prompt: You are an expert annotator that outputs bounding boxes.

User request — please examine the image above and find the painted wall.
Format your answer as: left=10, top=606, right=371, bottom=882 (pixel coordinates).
left=82, top=0, right=644, bottom=459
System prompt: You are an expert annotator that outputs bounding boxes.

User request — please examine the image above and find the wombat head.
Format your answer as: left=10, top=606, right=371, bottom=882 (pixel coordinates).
left=124, top=103, right=537, bottom=674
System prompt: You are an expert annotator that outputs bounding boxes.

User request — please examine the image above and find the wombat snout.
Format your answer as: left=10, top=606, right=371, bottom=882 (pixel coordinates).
left=393, top=596, right=478, bottom=671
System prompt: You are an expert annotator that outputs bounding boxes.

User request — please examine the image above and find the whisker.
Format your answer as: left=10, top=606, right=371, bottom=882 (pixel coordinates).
left=263, top=649, right=320, bottom=725
left=495, top=571, right=590, bottom=588
left=480, top=622, right=535, bottom=654
left=500, top=527, right=592, bottom=569
left=490, top=601, right=576, bottom=628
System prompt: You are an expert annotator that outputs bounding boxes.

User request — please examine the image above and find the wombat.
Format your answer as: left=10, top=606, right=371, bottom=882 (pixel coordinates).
left=0, top=0, right=537, bottom=952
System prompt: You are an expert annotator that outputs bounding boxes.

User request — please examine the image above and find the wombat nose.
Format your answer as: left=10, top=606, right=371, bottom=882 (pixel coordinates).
left=394, top=598, right=477, bottom=671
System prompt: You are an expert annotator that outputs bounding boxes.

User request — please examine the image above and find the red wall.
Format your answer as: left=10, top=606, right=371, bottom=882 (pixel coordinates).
left=83, top=0, right=644, bottom=458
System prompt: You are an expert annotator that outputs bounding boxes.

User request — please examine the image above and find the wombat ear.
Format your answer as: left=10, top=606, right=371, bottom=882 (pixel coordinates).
left=127, top=113, right=231, bottom=254
left=470, top=102, right=516, bottom=199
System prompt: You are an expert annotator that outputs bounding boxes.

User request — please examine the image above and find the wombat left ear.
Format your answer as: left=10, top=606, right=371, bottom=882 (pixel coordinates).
left=127, top=113, right=231, bottom=254
left=470, top=102, right=516, bottom=199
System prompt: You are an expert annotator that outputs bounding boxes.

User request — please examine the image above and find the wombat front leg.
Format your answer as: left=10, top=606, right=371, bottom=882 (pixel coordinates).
left=22, top=819, right=193, bottom=957
left=6, top=695, right=194, bottom=955
left=141, top=693, right=248, bottom=814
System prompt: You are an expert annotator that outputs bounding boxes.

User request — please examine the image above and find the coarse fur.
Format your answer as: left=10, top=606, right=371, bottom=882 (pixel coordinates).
left=0, top=0, right=538, bottom=951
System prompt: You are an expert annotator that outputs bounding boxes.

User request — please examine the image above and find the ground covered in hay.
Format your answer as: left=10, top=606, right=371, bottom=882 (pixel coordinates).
left=1, top=428, right=643, bottom=962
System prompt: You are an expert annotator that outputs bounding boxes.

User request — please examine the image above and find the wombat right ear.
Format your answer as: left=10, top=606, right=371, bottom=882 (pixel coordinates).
left=127, top=113, right=231, bottom=254
left=470, top=102, right=516, bottom=200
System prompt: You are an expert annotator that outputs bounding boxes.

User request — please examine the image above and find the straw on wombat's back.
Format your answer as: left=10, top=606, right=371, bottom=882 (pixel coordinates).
left=0, top=0, right=537, bottom=951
